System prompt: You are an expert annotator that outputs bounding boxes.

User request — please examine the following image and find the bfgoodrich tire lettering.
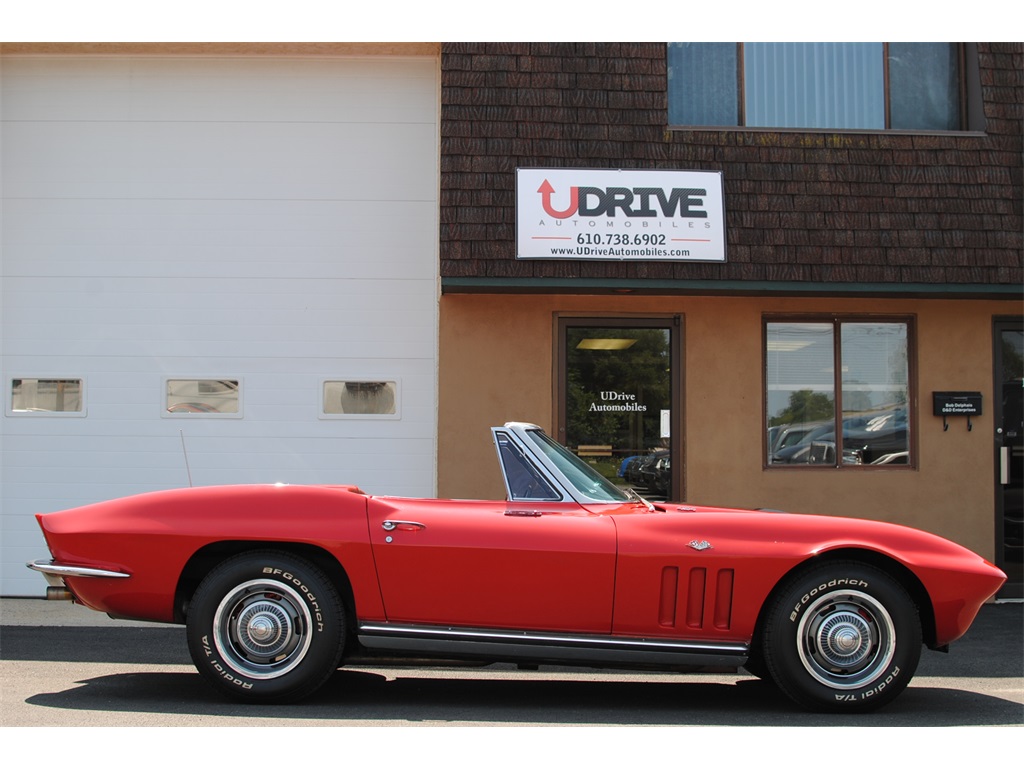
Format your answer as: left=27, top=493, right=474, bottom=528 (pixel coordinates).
left=762, top=561, right=921, bottom=713
left=186, top=551, right=345, bottom=703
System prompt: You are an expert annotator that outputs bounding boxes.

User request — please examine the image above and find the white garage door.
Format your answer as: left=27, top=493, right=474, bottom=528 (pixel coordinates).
left=0, top=54, right=439, bottom=595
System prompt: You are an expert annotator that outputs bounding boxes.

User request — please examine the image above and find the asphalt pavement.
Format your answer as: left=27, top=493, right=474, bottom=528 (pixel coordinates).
left=2, top=596, right=161, bottom=627
left=1, top=596, right=1022, bottom=735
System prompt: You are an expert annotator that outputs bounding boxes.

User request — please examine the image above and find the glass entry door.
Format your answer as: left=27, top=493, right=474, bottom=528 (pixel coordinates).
left=995, top=319, right=1023, bottom=599
left=558, top=319, right=680, bottom=501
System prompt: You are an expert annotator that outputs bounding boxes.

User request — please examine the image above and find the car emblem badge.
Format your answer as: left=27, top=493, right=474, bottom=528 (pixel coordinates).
left=688, top=539, right=713, bottom=551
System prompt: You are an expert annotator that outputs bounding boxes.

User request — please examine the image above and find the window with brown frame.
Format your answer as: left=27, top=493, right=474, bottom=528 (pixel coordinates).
left=765, top=318, right=912, bottom=468
left=668, top=43, right=971, bottom=132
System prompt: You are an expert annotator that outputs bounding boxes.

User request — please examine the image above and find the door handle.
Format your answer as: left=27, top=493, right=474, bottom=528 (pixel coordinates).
left=1000, top=447, right=1009, bottom=485
left=381, top=520, right=425, bottom=532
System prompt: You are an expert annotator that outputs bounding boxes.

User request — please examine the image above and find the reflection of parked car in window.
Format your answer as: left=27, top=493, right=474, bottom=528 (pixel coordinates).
left=631, top=449, right=668, bottom=491
left=771, top=410, right=909, bottom=466
left=770, top=423, right=833, bottom=464
left=836, top=409, right=909, bottom=465
left=840, top=425, right=909, bottom=465
left=806, top=440, right=863, bottom=465
left=623, top=455, right=643, bottom=484
left=617, top=454, right=641, bottom=479
left=870, top=451, right=909, bottom=466
left=625, top=450, right=659, bottom=485
left=770, top=423, right=824, bottom=457
left=639, top=450, right=668, bottom=488
left=767, top=425, right=786, bottom=456
left=652, top=454, right=671, bottom=495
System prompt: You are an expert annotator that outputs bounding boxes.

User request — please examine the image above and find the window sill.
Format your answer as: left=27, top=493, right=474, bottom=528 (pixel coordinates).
left=665, top=125, right=988, bottom=138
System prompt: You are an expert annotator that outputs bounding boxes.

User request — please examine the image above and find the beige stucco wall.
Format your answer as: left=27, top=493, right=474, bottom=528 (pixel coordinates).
left=439, top=292, right=1012, bottom=560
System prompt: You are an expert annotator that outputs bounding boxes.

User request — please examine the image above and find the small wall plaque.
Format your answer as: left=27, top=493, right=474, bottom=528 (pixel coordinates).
left=933, top=391, right=982, bottom=431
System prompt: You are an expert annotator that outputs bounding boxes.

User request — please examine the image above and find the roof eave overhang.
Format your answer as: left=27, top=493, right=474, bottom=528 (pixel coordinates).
left=441, top=277, right=1023, bottom=300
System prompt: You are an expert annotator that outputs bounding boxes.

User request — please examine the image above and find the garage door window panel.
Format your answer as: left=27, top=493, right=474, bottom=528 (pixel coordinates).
left=164, top=379, right=241, bottom=417
left=321, top=380, right=400, bottom=419
left=8, top=378, right=85, bottom=416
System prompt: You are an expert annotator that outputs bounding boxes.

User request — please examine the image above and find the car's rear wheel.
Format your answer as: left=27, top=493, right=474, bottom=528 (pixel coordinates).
left=186, top=551, right=345, bottom=702
left=762, top=561, right=921, bottom=712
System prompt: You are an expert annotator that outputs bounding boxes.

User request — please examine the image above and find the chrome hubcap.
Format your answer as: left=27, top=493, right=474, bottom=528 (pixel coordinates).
left=236, top=601, right=291, bottom=658
left=796, top=590, right=895, bottom=690
left=213, top=579, right=313, bottom=680
left=816, top=610, right=871, bottom=667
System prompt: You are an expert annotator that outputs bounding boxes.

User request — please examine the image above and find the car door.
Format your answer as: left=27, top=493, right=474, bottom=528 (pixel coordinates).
left=367, top=497, right=617, bottom=633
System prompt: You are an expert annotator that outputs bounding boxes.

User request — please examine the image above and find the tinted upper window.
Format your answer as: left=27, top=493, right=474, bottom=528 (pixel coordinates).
left=669, top=42, right=963, bottom=131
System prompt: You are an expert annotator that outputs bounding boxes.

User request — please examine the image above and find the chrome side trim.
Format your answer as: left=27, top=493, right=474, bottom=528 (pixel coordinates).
left=27, top=560, right=130, bottom=579
left=358, top=622, right=746, bottom=654
left=356, top=622, right=748, bottom=669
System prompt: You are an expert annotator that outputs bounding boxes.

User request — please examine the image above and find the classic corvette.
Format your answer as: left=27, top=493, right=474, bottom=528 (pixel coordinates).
left=28, top=422, right=1005, bottom=712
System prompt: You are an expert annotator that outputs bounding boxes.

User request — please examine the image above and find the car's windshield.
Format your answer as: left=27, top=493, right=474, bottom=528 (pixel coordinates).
left=525, top=428, right=632, bottom=503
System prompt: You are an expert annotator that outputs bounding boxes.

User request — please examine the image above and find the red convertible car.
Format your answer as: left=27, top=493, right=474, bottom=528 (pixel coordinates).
left=28, top=422, right=1004, bottom=712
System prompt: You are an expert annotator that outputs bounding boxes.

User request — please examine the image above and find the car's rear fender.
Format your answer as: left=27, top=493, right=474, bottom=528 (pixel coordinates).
left=173, top=540, right=374, bottom=652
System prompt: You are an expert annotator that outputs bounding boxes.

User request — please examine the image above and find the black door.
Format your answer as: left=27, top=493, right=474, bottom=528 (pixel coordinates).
left=995, top=319, right=1023, bottom=599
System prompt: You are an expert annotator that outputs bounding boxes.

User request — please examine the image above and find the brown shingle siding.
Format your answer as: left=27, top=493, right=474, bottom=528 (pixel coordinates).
left=440, top=42, right=1023, bottom=290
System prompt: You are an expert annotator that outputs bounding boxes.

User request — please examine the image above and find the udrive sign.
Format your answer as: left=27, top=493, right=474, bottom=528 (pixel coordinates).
left=516, top=168, right=726, bottom=262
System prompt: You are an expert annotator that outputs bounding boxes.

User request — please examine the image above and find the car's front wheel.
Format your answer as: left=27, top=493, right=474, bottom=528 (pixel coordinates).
left=186, top=551, right=345, bottom=702
left=762, top=561, right=921, bottom=712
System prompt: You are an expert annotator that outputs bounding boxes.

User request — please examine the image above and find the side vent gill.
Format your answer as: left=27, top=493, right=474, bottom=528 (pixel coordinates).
left=657, top=566, right=736, bottom=631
